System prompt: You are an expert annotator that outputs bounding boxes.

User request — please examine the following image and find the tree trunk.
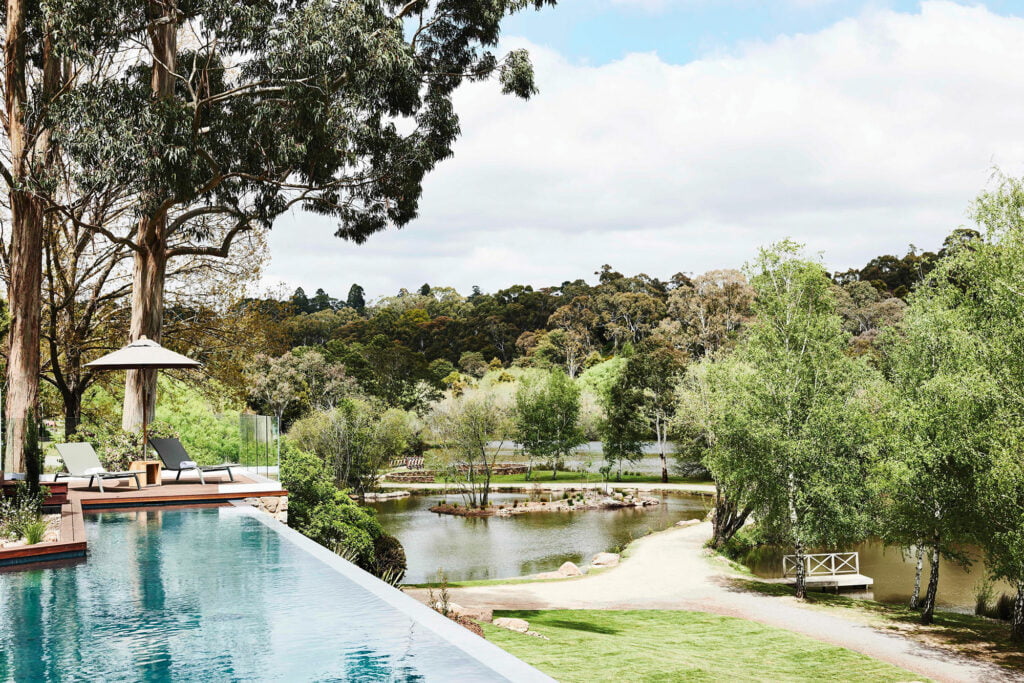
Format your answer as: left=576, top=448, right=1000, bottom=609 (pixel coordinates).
left=787, top=472, right=806, bottom=599
left=3, top=0, right=45, bottom=478
left=656, top=414, right=668, bottom=483
left=711, top=492, right=751, bottom=549
left=909, top=542, right=924, bottom=610
left=122, top=219, right=167, bottom=431
left=793, top=539, right=807, bottom=600
left=921, top=539, right=941, bottom=625
left=1012, top=582, right=1024, bottom=643
left=123, top=0, right=177, bottom=432
left=63, top=389, right=82, bottom=439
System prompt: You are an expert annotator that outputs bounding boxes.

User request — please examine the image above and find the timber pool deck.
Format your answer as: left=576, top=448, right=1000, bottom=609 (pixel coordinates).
left=1, top=470, right=287, bottom=566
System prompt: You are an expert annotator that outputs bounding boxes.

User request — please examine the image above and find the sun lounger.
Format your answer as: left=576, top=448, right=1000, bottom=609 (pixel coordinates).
left=53, top=442, right=142, bottom=493
left=148, top=437, right=235, bottom=485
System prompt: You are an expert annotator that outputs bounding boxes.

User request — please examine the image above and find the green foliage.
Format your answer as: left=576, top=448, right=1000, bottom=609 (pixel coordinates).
left=279, top=444, right=386, bottom=571
left=513, top=369, right=586, bottom=478
left=23, top=518, right=49, bottom=545
left=702, top=242, right=880, bottom=585
left=68, top=420, right=179, bottom=472
left=288, top=398, right=414, bottom=500
left=368, top=534, right=407, bottom=586
left=430, top=388, right=514, bottom=507
left=155, top=379, right=242, bottom=466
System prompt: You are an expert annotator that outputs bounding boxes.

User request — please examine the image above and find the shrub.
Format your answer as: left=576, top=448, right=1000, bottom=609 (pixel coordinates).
left=0, top=482, right=47, bottom=541
left=975, top=580, right=994, bottom=617
left=280, top=444, right=390, bottom=571
left=369, top=533, right=407, bottom=586
left=718, top=527, right=758, bottom=561
left=23, top=518, right=49, bottom=545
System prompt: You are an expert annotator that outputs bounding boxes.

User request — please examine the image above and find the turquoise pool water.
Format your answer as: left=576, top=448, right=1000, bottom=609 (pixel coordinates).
left=0, top=506, right=546, bottom=682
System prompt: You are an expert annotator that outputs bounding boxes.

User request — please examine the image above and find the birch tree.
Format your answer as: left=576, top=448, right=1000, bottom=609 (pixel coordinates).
left=704, top=241, right=878, bottom=599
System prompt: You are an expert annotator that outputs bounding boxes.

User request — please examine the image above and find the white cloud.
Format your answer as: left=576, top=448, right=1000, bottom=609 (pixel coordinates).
left=267, top=1, right=1024, bottom=299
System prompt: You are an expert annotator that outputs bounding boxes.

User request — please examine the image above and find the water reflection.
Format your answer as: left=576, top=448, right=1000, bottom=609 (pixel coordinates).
left=370, top=492, right=710, bottom=583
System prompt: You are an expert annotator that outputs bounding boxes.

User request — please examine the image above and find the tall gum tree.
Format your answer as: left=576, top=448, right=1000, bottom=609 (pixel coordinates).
left=1, top=1, right=65, bottom=474
left=49, top=0, right=555, bottom=430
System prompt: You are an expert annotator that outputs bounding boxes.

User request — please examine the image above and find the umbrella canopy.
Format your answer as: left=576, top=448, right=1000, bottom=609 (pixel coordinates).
left=85, top=336, right=201, bottom=470
left=86, top=336, right=202, bottom=371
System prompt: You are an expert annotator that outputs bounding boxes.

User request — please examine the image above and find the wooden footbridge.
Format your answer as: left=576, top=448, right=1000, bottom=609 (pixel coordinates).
left=772, top=552, right=874, bottom=591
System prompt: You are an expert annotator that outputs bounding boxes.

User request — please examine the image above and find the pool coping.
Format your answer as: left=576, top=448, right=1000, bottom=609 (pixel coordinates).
left=231, top=501, right=554, bottom=682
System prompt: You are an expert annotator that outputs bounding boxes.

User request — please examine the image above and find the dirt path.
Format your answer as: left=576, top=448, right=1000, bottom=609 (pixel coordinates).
left=407, top=522, right=1011, bottom=682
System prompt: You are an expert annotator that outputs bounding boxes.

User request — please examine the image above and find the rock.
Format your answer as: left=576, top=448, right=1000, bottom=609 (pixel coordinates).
left=525, top=630, right=549, bottom=640
left=493, top=617, right=530, bottom=633
left=535, top=571, right=564, bottom=580
left=675, top=518, right=701, bottom=528
left=558, top=561, right=583, bottom=577
left=454, top=606, right=493, bottom=623
left=591, top=552, right=620, bottom=568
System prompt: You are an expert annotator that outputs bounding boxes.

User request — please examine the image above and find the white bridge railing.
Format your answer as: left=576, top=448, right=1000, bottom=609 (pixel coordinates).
left=782, top=552, right=859, bottom=577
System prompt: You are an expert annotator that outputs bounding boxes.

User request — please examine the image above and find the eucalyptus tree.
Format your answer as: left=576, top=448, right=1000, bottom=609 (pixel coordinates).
left=513, top=369, right=585, bottom=480
left=42, top=0, right=555, bottom=435
left=703, top=242, right=878, bottom=599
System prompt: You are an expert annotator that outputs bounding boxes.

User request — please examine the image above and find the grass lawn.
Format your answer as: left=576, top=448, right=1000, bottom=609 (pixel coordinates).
left=482, top=609, right=919, bottom=682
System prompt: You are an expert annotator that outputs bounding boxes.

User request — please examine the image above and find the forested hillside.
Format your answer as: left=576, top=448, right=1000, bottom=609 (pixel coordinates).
left=241, top=229, right=973, bottom=420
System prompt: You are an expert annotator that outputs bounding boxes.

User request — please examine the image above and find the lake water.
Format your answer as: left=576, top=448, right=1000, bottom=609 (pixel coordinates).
left=370, top=492, right=709, bottom=584
left=742, top=541, right=1010, bottom=612
left=373, top=492, right=1007, bottom=612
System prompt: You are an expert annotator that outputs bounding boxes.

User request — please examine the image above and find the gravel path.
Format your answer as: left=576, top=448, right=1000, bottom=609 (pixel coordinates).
left=408, top=522, right=1012, bottom=682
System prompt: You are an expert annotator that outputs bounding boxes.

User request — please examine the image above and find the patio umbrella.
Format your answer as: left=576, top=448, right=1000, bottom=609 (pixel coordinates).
left=85, top=336, right=202, bottom=458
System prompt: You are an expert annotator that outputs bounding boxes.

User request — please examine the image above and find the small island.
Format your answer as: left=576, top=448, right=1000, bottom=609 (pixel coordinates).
left=429, top=491, right=660, bottom=517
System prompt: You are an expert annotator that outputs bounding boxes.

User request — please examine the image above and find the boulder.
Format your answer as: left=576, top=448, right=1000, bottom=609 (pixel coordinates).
left=454, top=606, right=493, bottom=623
left=535, top=571, right=564, bottom=580
left=493, top=617, right=530, bottom=633
left=558, top=561, right=583, bottom=577
left=675, top=518, right=701, bottom=528
left=591, top=552, right=620, bottom=568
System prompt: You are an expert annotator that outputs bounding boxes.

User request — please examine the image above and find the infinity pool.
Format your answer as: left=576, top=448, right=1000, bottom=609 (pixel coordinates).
left=0, top=506, right=546, bottom=682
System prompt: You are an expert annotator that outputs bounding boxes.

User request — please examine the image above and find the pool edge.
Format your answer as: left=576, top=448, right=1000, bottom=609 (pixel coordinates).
left=231, top=501, right=554, bottom=683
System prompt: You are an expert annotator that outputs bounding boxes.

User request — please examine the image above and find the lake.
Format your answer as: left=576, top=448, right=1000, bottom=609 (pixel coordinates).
left=373, top=491, right=1008, bottom=612
left=742, top=541, right=1010, bottom=612
left=369, top=491, right=709, bottom=584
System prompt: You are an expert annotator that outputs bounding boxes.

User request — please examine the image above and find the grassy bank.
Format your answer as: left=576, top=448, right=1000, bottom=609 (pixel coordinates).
left=729, top=579, right=1024, bottom=672
left=482, top=609, right=920, bottom=682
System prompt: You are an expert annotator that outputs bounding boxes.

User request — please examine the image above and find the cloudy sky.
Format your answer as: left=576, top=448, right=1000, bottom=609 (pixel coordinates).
left=265, top=0, right=1024, bottom=300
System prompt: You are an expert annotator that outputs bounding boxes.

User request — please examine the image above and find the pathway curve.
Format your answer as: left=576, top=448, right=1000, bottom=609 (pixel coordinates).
left=407, top=522, right=1011, bottom=682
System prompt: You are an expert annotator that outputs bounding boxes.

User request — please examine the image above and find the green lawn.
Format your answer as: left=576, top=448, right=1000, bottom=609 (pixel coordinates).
left=482, top=609, right=921, bottom=682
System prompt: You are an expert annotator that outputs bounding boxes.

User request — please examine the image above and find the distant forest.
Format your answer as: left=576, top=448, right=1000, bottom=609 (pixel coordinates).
left=239, top=229, right=978, bottom=416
